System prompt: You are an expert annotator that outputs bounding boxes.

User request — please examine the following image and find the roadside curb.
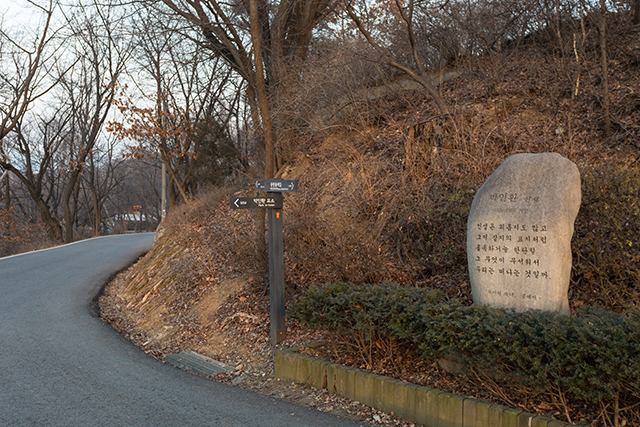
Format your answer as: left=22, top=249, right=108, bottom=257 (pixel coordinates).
left=274, top=347, right=576, bottom=427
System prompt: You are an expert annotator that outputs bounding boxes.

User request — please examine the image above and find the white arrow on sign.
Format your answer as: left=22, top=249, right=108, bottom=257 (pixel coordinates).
left=254, top=179, right=298, bottom=192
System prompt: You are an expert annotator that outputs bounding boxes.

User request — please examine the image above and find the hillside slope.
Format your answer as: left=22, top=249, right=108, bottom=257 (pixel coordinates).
left=100, top=14, right=640, bottom=427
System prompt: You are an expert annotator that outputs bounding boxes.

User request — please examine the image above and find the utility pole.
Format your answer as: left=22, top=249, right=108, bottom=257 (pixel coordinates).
left=161, top=161, right=167, bottom=220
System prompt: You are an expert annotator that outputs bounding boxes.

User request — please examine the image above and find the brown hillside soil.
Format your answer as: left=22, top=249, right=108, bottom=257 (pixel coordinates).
left=100, top=14, right=640, bottom=427
left=100, top=197, right=415, bottom=426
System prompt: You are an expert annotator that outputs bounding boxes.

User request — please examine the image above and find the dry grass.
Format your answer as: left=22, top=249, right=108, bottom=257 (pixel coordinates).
left=100, top=13, right=640, bottom=427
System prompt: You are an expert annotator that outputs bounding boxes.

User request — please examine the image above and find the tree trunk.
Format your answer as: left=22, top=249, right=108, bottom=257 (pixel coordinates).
left=91, top=185, right=102, bottom=237
left=36, top=198, right=63, bottom=244
left=4, top=172, right=10, bottom=210
left=2, top=164, right=64, bottom=244
left=160, top=150, right=190, bottom=204
left=634, top=0, right=640, bottom=24
left=62, top=172, right=80, bottom=243
left=246, top=82, right=268, bottom=259
left=249, top=0, right=276, bottom=266
left=169, top=182, right=178, bottom=208
left=250, top=0, right=276, bottom=179
left=600, top=0, right=611, bottom=137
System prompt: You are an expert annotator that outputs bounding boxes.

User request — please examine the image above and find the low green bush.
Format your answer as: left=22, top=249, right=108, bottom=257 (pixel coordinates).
left=291, top=282, right=447, bottom=336
left=290, top=282, right=447, bottom=365
left=415, top=303, right=640, bottom=403
left=291, top=282, right=640, bottom=412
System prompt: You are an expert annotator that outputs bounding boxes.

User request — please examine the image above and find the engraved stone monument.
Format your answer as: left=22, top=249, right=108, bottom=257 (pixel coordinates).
left=467, top=153, right=581, bottom=315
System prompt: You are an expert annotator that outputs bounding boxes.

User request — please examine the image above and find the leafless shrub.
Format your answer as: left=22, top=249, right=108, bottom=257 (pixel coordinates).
left=0, top=208, right=51, bottom=257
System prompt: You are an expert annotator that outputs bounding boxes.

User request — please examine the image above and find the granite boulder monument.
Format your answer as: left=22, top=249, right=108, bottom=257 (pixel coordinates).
left=467, top=153, right=581, bottom=315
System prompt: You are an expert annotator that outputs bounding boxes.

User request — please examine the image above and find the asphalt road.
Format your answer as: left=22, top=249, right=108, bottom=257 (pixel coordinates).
left=0, top=234, right=366, bottom=426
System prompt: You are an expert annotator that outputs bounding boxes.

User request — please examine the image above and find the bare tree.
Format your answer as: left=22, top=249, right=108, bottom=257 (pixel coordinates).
left=248, top=0, right=275, bottom=177
left=106, top=155, right=162, bottom=233
left=345, top=0, right=450, bottom=114
left=0, top=0, right=133, bottom=244
left=109, top=7, right=239, bottom=206
left=2, top=115, right=70, bottom=243
left=0, top=0, right=61, bottom=140
left=0, top=0, right=66, bottom=219
left=153, top=0, right=340, bottom=172
left=143, top=0, right=339, bottom=257
left=80, top=133, right=124, bottom=236
left=55, top=0, right=132, bottom=242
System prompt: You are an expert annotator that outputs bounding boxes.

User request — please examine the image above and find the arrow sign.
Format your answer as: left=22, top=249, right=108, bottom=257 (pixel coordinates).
left=254, top=179, right=298, bottom=193
left=230, top=194, right=283, bottom=210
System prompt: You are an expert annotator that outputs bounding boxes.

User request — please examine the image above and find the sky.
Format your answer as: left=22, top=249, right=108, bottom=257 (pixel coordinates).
left=1, top=1, right=53, bottom=40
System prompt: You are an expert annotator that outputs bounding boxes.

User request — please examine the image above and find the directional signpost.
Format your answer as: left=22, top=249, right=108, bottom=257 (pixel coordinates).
left=230, top=179, right=298, bottom=345
left=254, top=179, right=298, bottom=193
left=230, top=194, right=282, bottom=210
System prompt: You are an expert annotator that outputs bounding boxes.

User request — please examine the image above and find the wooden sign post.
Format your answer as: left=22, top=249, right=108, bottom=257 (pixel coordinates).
left=230, top=179, right=297, bottom=345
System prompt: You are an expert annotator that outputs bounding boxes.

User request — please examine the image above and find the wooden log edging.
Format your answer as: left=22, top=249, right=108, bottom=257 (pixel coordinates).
left=274, top=347, right=576, bottom=427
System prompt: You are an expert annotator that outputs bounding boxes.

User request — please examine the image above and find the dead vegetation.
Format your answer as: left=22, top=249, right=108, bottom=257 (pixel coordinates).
left=100, top=12, right=640, bottom=427
left=0, top=207, right=53, bottom=257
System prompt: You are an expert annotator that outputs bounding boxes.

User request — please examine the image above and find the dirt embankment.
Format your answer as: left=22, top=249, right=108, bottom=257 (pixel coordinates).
left=99, top=204, right=412, bottom=426
left=100, top=14, right=640, bottom=427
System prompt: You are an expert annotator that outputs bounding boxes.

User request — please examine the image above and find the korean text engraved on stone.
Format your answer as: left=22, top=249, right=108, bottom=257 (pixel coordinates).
left=466, top=153, right=581, bottom=314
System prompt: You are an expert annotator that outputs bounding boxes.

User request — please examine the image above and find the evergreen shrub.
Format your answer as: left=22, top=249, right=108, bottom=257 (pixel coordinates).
left=291, top=282, right=640, bottom=406
left=290, top=282, right=447, bottom=365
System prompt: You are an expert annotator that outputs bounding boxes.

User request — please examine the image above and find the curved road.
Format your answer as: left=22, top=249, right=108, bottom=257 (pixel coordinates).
left=0, top=234, right=365, bottom=426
